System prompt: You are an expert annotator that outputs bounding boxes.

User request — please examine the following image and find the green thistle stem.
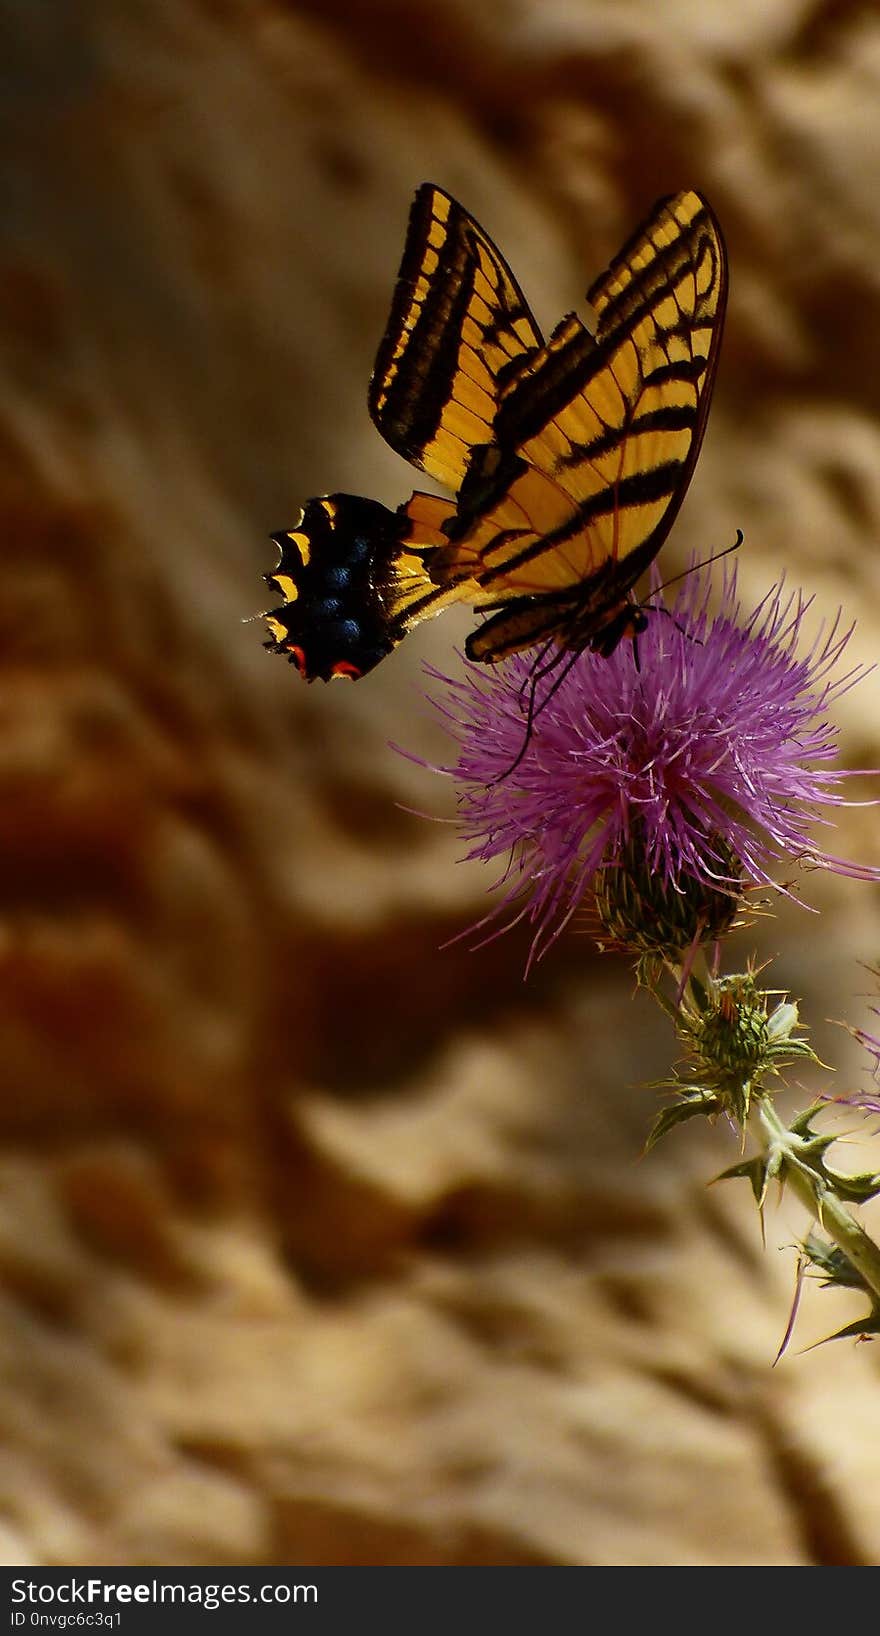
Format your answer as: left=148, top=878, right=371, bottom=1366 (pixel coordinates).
left=753, top=1097, right=880, bottom=1304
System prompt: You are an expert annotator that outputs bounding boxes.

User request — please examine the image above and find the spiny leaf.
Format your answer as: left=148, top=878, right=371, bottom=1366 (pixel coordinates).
left=821, top=1167, right=880, bottom=1204
left=802, top=1235, right=869, bottom=1291
left=715, top=1155, right=769, bottom=1206
left=811, top=1312, right=880, bottom=1346
left=797, top=1131, right=837, bottom=1162
left=645, top=1092, right=721, bottom=1152
left=765, top=1145, right=784, bottom=1187
left=789, top=1104, right=826, bottom=1136
left=798, top=1237, right=880, bottom=1348
left=769, top=1038, right=818, bottom=1063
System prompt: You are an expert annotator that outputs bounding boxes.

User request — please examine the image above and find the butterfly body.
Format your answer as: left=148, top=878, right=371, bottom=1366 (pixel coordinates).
left=463, top=562, right=651, bottom=668
left=264, top=184, right=727, bottom=680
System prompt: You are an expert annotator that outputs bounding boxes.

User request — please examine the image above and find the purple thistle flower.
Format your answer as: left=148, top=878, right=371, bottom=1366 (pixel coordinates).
left=819, top=1033, right=880, bottom=1120
left=836, top=991, right=880, bottom=1111
left=825, top=1081, right=880, bottom=1117
left=850, top=1040, right=880, bottom=1092
left=410, top=565, right=879, bottom=966
left=851, top=1009, right=880, bottom=1085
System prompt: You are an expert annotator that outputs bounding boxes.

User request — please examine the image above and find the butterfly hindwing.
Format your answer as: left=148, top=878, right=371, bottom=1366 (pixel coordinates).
left=263, top=493, right=461, bottom=680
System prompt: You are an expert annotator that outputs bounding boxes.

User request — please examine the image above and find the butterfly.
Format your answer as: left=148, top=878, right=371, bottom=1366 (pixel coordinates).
left=263, top=184, right=727, bottom=686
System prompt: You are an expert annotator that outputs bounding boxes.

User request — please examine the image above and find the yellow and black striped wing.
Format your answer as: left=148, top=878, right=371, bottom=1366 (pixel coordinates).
left=369, top=184, right=545, bottom=491
left=431, top=190, right=727, bottom=611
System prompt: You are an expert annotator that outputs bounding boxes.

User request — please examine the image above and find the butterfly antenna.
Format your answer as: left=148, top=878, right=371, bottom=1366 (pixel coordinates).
left=649, top=528, right=744, bottom=602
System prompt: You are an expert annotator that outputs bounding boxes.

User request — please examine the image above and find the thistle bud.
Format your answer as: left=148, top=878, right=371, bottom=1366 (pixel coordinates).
left=594, top=830, right=742, bottom=956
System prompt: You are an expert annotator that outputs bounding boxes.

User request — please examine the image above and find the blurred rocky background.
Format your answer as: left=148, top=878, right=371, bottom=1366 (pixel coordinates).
left=0, top=0, right=878, bottom=1567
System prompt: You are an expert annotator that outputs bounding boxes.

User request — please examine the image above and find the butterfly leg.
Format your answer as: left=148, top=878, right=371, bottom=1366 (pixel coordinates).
left=492, top=641, right=591, bottom=783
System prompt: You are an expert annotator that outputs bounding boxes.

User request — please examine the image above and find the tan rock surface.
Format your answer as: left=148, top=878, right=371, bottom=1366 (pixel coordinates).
left=0, top=0, right=877, bottom=1566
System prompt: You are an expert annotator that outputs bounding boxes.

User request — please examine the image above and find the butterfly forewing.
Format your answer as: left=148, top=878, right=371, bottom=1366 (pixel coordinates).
left=368, top=184, right=545, bottom=490
left=429, top=190, right=727, bottom=630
